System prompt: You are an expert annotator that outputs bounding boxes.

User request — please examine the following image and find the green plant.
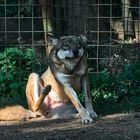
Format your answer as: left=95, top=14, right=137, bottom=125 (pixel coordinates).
left=1, top=47, right=140, bottom=115
left=78, top=61, right=140, bottom=115
left=0, top=47, right=45, bottom=106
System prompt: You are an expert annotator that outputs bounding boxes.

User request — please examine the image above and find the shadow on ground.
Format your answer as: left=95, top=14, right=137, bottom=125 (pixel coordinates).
left=0, top=113, right=140, bottom=140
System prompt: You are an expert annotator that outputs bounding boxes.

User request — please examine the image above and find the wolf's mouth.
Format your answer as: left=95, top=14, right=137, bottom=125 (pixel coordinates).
left=65, top=56, right=80, bottom=60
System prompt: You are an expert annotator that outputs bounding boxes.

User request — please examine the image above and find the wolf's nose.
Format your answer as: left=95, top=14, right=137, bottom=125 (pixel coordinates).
left=73, top=50, right=79, bottom=56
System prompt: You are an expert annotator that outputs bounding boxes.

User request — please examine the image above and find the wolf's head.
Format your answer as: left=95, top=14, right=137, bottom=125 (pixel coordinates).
left=48, top=35, right=87, bottom=61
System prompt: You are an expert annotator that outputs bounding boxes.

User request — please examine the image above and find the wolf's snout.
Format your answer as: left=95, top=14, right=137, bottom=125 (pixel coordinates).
left=73, top=50, right=79, bottom=56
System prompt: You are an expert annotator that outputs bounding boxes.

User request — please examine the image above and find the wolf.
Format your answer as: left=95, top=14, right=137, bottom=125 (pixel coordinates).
left=25, top=35, right=97, bottom=124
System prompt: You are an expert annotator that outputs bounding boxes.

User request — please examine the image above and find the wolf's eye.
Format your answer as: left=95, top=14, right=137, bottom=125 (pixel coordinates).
left=63, top=46, right=69, bottom=50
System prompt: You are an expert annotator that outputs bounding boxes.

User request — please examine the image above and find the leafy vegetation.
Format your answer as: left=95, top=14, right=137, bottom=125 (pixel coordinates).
left=88, top=62, right=140, bottom=115
left=79, top=60, right=140, bottom=115
left=0, top=47, right=44, bottom=107
left=0, top=47, right=140, bottom=115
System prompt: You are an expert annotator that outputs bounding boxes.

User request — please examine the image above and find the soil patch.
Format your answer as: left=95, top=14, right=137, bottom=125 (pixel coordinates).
left=0, top=113, right=140, bottom=140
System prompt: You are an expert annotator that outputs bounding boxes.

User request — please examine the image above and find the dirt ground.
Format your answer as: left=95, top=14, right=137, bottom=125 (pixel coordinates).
left=0, top=113, right=140, bottom=140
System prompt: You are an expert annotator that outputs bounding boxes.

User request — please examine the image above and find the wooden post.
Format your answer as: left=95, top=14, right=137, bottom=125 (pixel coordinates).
left=39, top=0, right=53, bottom=55
left=121, top=0, right=135, bottom=41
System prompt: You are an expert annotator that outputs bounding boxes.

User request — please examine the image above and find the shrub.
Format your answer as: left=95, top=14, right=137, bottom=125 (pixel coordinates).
left=79, top=62, right=140, bottom=115
left=1, top=47, right=140, bottom=115
left=0, top=47, right=44, bottom=106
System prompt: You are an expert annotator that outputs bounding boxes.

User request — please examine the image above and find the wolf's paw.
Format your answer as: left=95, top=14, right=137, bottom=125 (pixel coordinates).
left=89, top=110, right=98, bottom=119
left=79, top=109, right=94, bottom=124
left=42, top=85, right=52, bottom=95
left=86, top=103, right=98, bottom=119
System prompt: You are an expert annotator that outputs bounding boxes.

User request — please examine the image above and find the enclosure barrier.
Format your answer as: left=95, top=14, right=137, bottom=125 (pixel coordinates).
left=0, top=0, right=140, bottom=74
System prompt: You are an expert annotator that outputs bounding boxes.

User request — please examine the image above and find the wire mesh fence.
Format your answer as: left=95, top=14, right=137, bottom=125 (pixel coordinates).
left=0, top=0, right=140, bottom=74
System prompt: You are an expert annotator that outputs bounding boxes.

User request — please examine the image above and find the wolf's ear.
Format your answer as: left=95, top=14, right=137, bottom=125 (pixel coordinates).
left=79, top=35, right=87, bottom=43
left=46, top=35, right=58, bottom=46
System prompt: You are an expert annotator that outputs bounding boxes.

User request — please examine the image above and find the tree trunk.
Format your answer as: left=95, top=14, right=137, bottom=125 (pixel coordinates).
left=64, top=0, right=86, bottom=35
left=53, top=0, right=86, bottom=37
left=39, top=0, right=113, bottom=43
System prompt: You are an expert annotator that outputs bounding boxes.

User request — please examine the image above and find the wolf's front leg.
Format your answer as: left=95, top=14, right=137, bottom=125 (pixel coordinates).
left=82, top=74, right=97, bottom=119
left=63, top=84, right=93, bottom=124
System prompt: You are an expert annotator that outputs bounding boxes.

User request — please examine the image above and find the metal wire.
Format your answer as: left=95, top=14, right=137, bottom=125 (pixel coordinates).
left=0, top=0, right=139, bottom=74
